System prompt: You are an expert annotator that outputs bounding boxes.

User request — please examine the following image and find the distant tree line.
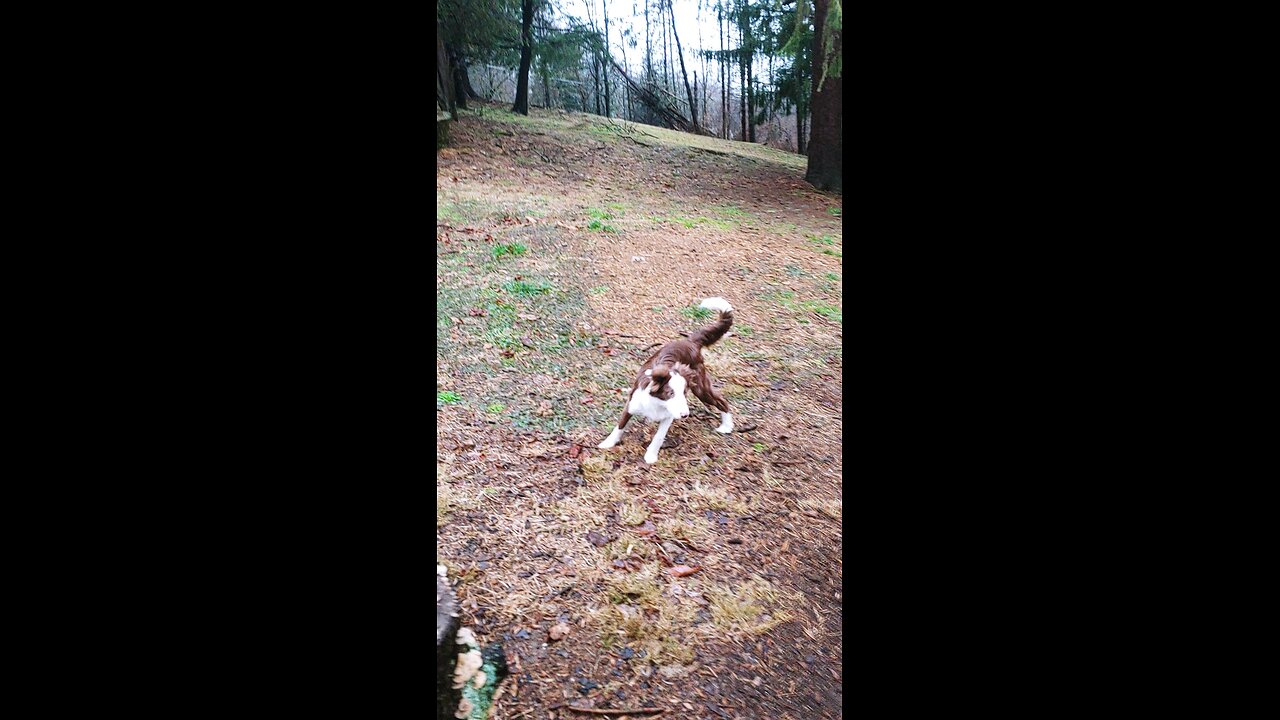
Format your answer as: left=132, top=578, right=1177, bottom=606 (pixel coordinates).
left=437, top=0, right=840, bottom=191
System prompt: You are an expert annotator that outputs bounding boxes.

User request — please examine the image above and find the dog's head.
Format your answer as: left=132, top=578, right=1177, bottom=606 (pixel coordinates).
left=645, top=363, right=690, bottom=419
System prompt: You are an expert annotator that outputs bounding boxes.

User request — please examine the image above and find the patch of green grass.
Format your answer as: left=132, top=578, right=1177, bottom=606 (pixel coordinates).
left=438, top=391, right=461, bottom=404
left=825, top=272, right=840, bottom=281
left=735, top=324, right=754, bottom=336
left=503, top=279, right=554, bottom=296
left=775, top=291, right=842, bottom=324
left=589, top=285, right=609, bottom=295
left=752, top=442, right=766, bottom=452
left=784, top=264, right=807, bottom=277
left=587, top=219, right=618, bottom=232
left=606, top=202, right=627, bottom=212
left=822, top=249, right=842, bottom=258
left=588, top=207, right=617, bottom=220
left=827, top=207, right=841, bottom=216
left=714, top=204, right=749, bottom=218
left=651, top=306, right=663, bottom=313
left=486, top=402, right=505, bottom=413
left=438, top=199, right=496, bottom=225
left=808, top=234, right=836, bottom=246
left=490, top=243, right=527, bottom=260
left=656, top=215, right=733, bottom=230
left=680, top=305, right=713, bottom=320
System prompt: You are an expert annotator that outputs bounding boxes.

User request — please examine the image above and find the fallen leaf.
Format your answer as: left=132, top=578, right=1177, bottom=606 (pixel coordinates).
left=549, top=623, right=570, bottom=641
left=668, top=565, right=701, bottom=577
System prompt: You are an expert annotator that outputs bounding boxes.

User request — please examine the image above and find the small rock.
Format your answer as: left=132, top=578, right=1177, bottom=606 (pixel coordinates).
left=587, top=530, right=609, bottom=547
left=549, top=623, right=571, bottom=641
left=727, top=537, right=744, bottom=544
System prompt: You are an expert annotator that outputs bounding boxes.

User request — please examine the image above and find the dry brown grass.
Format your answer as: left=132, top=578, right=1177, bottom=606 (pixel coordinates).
left=618, top=500, right=651, bottom=526
left=599, top=562, right=699, bottom=663
left=799, top=495, right=842, bottom=520
left=656, top=515, right=715, bottom=546
left=681, top=479, right=748, bottom=514
left=602, top=533, right=655, bottom=561
left=705, top=575, right=799, bottom=637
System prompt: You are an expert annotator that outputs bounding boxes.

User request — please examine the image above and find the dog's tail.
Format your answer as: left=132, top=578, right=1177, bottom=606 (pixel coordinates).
left=689, top=297, right=734, bottom=348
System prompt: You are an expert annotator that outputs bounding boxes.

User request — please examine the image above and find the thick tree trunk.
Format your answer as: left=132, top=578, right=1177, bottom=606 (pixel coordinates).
left=592, top=56, right=602, bottom=115
left=669, top=1, right=698, bottom=131
left=446, top=46, right=469, bottom=111
left=805, top=0, right=842, bottom=190
left=437, top=576, right=461, bottom=720
left=436, top=28, right=456, bottom=117
left=512, top=0, right=534, bottom=115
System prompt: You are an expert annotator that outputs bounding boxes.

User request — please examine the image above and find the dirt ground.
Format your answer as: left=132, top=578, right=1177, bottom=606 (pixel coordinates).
left=437, top=101, right=843, bottom=720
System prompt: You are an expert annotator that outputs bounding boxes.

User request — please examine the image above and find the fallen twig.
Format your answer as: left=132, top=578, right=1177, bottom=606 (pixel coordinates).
left=549, top=705, right=666, bottom=716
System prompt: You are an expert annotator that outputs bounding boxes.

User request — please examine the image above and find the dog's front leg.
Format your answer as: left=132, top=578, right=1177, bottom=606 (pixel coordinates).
left=599, top=408, right=632, bottom=449
left=643, top=418, right=674, bottom=464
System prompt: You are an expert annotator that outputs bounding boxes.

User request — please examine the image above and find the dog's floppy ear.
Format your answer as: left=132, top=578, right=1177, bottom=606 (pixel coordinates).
left=648, top=364, right=671, bottom=391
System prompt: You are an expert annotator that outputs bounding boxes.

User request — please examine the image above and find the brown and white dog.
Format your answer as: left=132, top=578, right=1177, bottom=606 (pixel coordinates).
left=597, top=297, right=735, bottom=464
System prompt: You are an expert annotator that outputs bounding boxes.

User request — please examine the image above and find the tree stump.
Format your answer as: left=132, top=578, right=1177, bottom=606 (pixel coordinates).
left=437, top=575, right=462, bottom=720
left=437, top=572, right=509, bottom=719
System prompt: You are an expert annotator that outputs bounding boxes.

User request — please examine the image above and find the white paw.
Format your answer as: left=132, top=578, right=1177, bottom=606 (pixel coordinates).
left=715, top=422, right=734, bottom=434
left=644, top=451, right=659, bottom=464
left=598, top=439, right=618, bottom=449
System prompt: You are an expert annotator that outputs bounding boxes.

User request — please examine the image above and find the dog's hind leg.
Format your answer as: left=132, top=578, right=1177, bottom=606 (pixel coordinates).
left=598, top=408, right=632, bottom=449
left=693, top=382, right=734, bottom=434
left=643, top=418, right=674, bottom=464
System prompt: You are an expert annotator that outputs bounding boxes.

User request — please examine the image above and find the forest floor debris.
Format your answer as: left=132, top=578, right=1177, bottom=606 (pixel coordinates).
left=438, top=101, right=842, bottom=720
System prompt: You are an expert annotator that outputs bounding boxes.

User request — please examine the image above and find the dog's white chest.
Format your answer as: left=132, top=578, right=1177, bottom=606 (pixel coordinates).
left=628, top=387, right=672, bottom=422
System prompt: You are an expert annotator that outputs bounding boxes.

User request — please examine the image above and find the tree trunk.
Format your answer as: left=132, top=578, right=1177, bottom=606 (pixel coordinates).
left=436, top=27, right=456, bottom=117
left=592, top=55, right=602, bottom=115
left=512, top=0, right=534, bottom=115
left=720, top=7, right=727, bottom=139
left=797, top=106, right=806, bottom=155
left=437, top=575, right=461, bottom=720
left=645, top=0, right=653, bottom=81
left=603, top=0, right=612, bottom=117
left=739, top=18, right=747, bottom=141
left=805, top=0, right=842, bottom=190
left=745, top=8, right=755, bottom=143
left=669, top=1, right=698, bottom=131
